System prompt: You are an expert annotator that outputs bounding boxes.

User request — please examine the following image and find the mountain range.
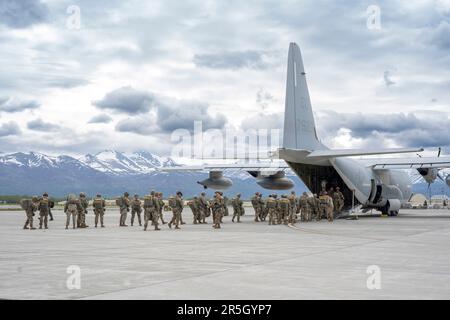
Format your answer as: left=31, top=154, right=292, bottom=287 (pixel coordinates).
left=0, top=151, right=447, bottom=198
left=0, top=150, right=307, bottom=198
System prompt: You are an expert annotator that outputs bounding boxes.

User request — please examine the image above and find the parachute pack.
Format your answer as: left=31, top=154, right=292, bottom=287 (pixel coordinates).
left=266, top=198, right=276, bottom=209
left=20, top=199, right=32, bottom=211
left=168, top=196, right=177, bottom=208
left=93, top=198, right=103, bottom=209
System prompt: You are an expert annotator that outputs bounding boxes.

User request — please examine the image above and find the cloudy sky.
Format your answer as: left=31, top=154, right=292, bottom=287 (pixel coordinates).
left=0, top=0, right=449, bottom=158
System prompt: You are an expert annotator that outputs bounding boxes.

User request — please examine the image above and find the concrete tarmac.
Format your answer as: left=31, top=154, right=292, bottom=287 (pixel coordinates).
left=1, top=208, right=450, bottom=300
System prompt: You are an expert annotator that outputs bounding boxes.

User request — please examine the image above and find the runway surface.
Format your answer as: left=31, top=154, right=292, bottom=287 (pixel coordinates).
left=1, top=208, right=449, bottom=299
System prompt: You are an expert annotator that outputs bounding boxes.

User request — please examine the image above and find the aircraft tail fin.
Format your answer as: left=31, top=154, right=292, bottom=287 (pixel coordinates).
left=282, top=43, right=323, bottom=151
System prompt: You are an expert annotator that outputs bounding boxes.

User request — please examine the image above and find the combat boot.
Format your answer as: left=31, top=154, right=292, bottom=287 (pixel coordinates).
left=168, top=222, right=172, bottom=229
left=175, top=225, right=180, bottom=229
left=65, top=226, right=68, bottom=230
left=23, top=224, right=28, bottom=230
left=155, top=227, right=161, bottom=231
left=30, top=227, right=36, bottom=230
left=101, top=224, right=105, bottom=228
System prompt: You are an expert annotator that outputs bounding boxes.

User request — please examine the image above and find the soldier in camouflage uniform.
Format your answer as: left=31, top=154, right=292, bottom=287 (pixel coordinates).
left=210, top=191, right=225, bottom=229
left=38, top=193, right=50, bottom=229
left=168, top=191, right=184, bottom=229
left=188, top=196, right=200, bottom=224
left=231, top=193, right=244, bottom=223
left=259, top=194, right=267, bottom=221
left=299, top=192, right=311, bottom=222
left=310, top=194, right=320, bottom=221
left=92, top=193, right=106, bottom=228
left=198, top=192, right=208, bottom=224
left=119, top=192, right=130, bottom=226
left=288, top=191, right=297, bottom=223
left=333, top=187, right=345, bottom=215
left=318, top=191, right=334, bottom=222
left=23, top=196, right=39, bottom=230
left=278, top=195, right=291, bottom=225
left=130, top=194, right=142, bottom=227
left=78, top=192, right=89, bottom=228
left=251, top=192, right=262, bottom=222
left=143, top=191, right=160, bottom=231
left=265, top=195, right=277, bottom=225
left=157, top=192, right=166, bottom=224
left=64, top=194, right=82, bottom=229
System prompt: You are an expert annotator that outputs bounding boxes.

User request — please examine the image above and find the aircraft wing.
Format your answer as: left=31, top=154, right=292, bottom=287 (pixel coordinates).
left=306, top=147, right=423, bottom=158
left=364, top=157, right=450, bottom=169
left=161, top=162, right=290, bottom=172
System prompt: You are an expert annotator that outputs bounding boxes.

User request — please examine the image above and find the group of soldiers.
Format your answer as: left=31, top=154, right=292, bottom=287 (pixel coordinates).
left=250, top=187, right=345, bottom=225
left=21, top=187, right=345, bottom=231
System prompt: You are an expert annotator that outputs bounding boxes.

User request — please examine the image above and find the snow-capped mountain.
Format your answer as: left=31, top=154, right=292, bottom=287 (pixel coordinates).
left=78, top=150, right=177, bottom=175
left=0, top=150, right=307, bottom=197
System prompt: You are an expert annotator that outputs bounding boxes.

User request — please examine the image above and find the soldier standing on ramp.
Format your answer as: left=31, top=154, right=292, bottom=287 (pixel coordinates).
left=93, top=193, right=106, bottom=228
left=65, top=194, right=82, bottom=229
left=130, top=194, right=142, bottom=227
left=143, top=191, right=160, bottom=231
left=288, top=191, right=297, bottom=223
left=333, top=187, right=345, bottom=215
left=22, top=196, right=39, bottom=230
left=38, top=192, right=50, bottom=229
left=210, top=191, right=225, bottom=229
left=299, top=192, right=310, bottom=222
left=78, top=192, right=89, bottom=228
left=168, top=191, right=183, bottom=229
left=157, top=192, right=166, bottom=224
left=199, top=192, right=209, bottom=224
left=231, top=193, right=243, bottom=223
left=251, top=192, right=262, bottom=222
left=279, top=195, right=291, bottom=225
left=265, top=195, right=277, bottom=225
left=188, top=197, right=200, bottom=224
left=118, top=192, right=130, bottom=226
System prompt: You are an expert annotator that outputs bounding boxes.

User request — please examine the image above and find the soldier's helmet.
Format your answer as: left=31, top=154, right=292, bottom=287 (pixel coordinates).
left=79, top=192, right=85, bottom=197
left=313, top=193, right=318, bottom=197
left=200, top=192, right=205, bottom=196
left=193, top=196, right=198, bottom=199
left=32, top=196, right=39, bottom=202
left=68, top=194, right=77, bottom=201
left=176, top=191, right=183, bottom=196
left=150, top=191, right=155, bottom=196
left=281, top=195, right=287, bottom=198
left=291, top=191, right=296, bottom=194
left=255, top=192, right=260, bottom=195
left=336, top=187, right=340, bottom=191
left=303, top=192, right=308, bottom=196
left=323, top=191, right=328, bottom=195
left=236, top=193, right=241, bottom=197
left=134, top=194, right=139, bottom=198
left=124, top=192, right=129, bottom=197
left=43, top=192, right=48, bottom=197
left=96, top=193, right=101, bottom=197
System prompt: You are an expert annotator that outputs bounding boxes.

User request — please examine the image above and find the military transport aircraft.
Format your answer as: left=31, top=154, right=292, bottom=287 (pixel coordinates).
left=164, top=43, right=450, bottom=215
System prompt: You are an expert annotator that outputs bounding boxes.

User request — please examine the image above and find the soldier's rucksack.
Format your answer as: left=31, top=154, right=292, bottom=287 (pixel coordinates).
left=280, top=199, right=289, bottom=210
left=266, top=198, right=276, bottom=209
left=49, top=200, right=55, bottom=209
left=251, top=197, right=259, bottom=206
left=67, top=202, right=77, bottom=212
left=168, top=196, right=177, bottom=209
left=115, top=197, right=123, bottom=207
left=40, top=198, right=49, bottom=210
left=20, top=199, right=32, bottom=211
left=93, top=198, right=103, bottom=209
left=143, top=196, right=155, bottom=208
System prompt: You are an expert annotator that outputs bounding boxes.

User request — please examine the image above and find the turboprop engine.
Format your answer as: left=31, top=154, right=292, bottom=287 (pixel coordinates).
left=197, top=171, right=232, bottom=190
left=248, top=171, right=295, bottom=190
